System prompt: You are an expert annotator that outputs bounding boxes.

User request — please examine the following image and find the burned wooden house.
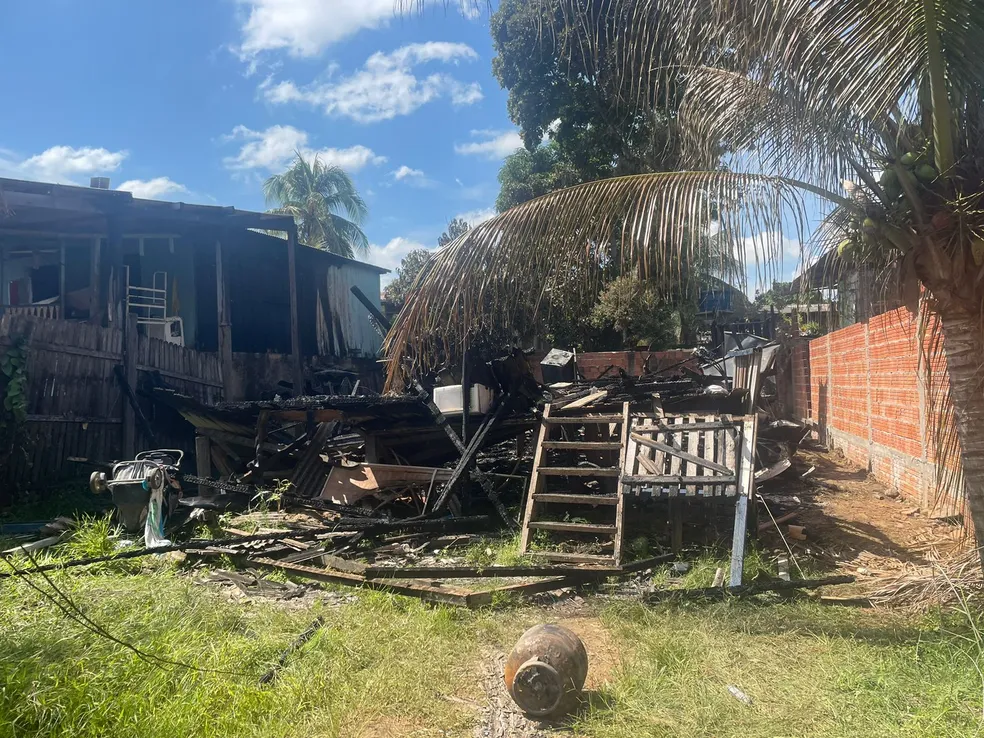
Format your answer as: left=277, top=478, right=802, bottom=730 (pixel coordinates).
left=0, top=176, right=387, bottom=493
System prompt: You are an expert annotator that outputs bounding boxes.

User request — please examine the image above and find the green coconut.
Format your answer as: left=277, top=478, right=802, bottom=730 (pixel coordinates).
left=900, top=151, right=918, bottom=166
left=838, top=238, right=855, bottom=257
left=861, top=217, right=878, bottom=235
left=879, top=169, right=899, bottom=187
left=916, top=163, right=938, bottom=182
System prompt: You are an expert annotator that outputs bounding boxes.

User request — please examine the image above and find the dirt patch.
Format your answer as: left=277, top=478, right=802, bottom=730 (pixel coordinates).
left=552, top=617, right=619, bottom=689
left=758, top=447, right=967, bottom=588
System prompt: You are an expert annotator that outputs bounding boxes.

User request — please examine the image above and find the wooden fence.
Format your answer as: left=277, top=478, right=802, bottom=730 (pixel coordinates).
left=0, top=314, right=223, bottom=494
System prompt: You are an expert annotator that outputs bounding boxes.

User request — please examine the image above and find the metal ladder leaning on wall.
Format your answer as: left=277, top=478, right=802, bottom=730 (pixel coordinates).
left=519, top=402, right=630, bottom=566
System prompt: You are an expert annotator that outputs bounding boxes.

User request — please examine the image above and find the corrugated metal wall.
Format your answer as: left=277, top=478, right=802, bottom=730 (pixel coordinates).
left=319, top=262, right=383, bottom=358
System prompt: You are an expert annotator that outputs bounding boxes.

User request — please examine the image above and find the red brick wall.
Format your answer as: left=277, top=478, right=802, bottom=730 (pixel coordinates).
left=789, top=307, right=964, bottom=517
left=531, top=350, right=696, bottom=383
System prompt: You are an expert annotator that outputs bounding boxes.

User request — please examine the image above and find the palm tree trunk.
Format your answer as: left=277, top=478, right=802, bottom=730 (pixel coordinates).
left=940, top=310, right=984, bottom=569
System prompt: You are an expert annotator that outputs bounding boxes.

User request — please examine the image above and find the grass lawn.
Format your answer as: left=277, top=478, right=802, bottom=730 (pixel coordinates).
left=1, top=555, right=981, bottom=738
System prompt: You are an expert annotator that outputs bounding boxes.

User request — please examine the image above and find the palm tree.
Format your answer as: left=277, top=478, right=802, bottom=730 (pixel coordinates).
left=387, top=0, right=984, bottom=561
left=263, top=153, right=369, bottom=259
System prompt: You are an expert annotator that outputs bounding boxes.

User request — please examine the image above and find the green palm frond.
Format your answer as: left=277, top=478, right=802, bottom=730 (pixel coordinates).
left=263, top=152, right=370, bottom=258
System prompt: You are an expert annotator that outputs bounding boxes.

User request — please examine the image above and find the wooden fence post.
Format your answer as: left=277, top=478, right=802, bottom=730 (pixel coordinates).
left=122, top=313, right=138, bottom=458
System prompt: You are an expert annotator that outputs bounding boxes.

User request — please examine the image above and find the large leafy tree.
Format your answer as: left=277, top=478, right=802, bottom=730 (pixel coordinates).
left=491, top=0, right=684, bottom=179
left=496, top=142, right=582, bottom=211
left=388, top=0, right=984, bottom=560
left=264, top=153, right=369, bottom=259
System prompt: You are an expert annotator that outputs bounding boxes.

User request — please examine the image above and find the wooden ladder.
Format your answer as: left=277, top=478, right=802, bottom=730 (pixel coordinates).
left=519, top=401, right=630, bottom=566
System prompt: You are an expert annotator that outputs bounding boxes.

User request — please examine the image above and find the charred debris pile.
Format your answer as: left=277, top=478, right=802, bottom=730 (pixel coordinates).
left=7, top=336, right=839, bottom=607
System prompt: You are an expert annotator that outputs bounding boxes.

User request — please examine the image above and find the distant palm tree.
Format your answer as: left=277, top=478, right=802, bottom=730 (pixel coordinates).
left=264, top=153, right=369, bottom=259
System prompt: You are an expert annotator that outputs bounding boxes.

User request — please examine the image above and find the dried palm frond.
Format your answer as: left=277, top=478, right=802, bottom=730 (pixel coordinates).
left=866, top=546, right=982, bottom=611
left=383, top=171, right=846, bottom=390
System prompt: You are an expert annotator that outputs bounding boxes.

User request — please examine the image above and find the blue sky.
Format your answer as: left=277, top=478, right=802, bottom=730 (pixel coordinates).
left=0, top=0, right=810, bottom=294
left=0, top=0, right=516, bottom=285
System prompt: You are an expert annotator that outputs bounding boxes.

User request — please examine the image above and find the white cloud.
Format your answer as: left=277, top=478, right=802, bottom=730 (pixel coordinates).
left=237, top=0, right=481, bottom=59
left=736, top=230, right=804, bottom=297
left=117, top=177, right=189, bottom=200
left=0, top=145, right=128, bottom=184
left=260, top=42, right=482, bottom=123
left=370, top=236, right=434, bottom=287
left=222, top=124, right=386, bottom=173
left=454, top=129, right=524, bottom=160
left=455, top=207, right=496, bottom=226
left=392, top=165, right=424, bottom=181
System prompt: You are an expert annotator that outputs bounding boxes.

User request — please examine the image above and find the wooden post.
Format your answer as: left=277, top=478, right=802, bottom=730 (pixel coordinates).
left=108, top=219, right=123, bottom=327
left=195, top=435, right=212, bottom=497
left=216, top=238, right=234, bottom=399
left=89, top=236, right=101, bottom=323
left=287, top=227, right=304, bottom=396
left=122, top=313, right=138, bottom=458
left=58, top=238, right=66, bottom=318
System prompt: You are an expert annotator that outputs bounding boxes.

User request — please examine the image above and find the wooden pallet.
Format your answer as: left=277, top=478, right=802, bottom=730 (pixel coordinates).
left=620, top=413, right=758, bottom=585
left=519, top=402, right=630, bottom=566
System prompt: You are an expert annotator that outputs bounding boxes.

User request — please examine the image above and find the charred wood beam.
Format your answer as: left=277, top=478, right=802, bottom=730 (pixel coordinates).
left=643, top=575, right=856, bottom=603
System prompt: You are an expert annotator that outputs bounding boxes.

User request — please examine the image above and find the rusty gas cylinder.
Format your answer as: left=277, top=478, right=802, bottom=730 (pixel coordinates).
left=504, top=624, right=588, bottom=717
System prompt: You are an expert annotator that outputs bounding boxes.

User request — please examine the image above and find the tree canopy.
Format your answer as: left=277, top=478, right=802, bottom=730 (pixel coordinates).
left=264, top=153, right=369, bottom=259
left=491, top=0, right=684, bottom=182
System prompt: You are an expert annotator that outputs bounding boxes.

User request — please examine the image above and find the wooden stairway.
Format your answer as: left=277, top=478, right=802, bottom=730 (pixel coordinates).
left=519, top=402, right=630, bottom=566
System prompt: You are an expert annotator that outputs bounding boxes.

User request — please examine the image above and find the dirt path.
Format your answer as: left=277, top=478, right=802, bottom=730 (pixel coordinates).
left=758, top=447, right=966, bottom=585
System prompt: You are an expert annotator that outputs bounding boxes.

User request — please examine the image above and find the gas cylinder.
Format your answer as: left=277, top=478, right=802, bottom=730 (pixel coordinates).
left=503, top=624, right=589, bottom=717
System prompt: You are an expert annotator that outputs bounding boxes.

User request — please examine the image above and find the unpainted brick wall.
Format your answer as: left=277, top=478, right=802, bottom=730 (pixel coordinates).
left=790, top=307, right=964, bottom=517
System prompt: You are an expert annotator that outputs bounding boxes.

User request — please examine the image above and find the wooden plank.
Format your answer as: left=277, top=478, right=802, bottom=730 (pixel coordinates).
left=216, top=239, right=234, bottom=399
left=534, top=493, right=618, bottom=505
left=249, top=556, right=473, bottom=607
left=557, top=390, right=608, bottom=410
left=26, top=415, right=122, bottom=423
left=667, top=417, right=683, bottom=497
left=286, top=228, right=304, bottom=395
left=537, top=467, right=620, bottom=477
left=636, top=454, right=660, bottom=474
left=635, top=421, right=737, bottom=433
left=724, top=422, right=737, bottom=496
left=519, top=403, right=551, bottom=554
left=135, top=365, right=224, bottom=388
left=0, top=338, right=121, bottom=362
left=528, top=521, right=616, bottom=534
left=701, top=422, right=716, bottom=498
left=613, top=402, right=630, bottom=565
left=530, top=551, right=614, bottom=564
left=622, top=475, right=737, bottom=485
left=630, top=433, right=734, bottom=476
left=684, top=416, right=698, bottom=496
left=544, top=414, right=624, bottom=424
left=466, top=577, right=574, bottom=607
left=363, top=564, right=618, bottom=579
left=541, top=441, right=622, bottom=450
left=122, top=314, right=137, bottom=458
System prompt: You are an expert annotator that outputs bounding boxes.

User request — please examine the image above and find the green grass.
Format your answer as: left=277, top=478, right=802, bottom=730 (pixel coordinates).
left=0, top=527, right=981, bottom=737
